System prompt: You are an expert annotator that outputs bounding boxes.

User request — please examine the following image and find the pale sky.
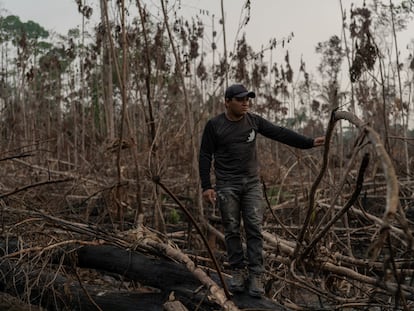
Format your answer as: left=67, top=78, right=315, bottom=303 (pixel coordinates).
left=1, top=0, right=413, bottom=74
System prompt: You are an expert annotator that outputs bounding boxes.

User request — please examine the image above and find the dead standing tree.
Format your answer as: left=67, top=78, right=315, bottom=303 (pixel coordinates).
left=276, top=109, right=414, bottom=309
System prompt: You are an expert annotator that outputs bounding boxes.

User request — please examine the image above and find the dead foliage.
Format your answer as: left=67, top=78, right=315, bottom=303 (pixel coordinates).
left=1, top=110, right=414, bottom=310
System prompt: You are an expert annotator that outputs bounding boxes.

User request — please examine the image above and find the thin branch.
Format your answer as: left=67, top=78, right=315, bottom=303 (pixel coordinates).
left=152, top=176, right=232, bottom=299
left=301, top=153, right=369, bottom=259
left=0, top=178, right=72, bottom=199
left=295, top=110, right=336, bottom=256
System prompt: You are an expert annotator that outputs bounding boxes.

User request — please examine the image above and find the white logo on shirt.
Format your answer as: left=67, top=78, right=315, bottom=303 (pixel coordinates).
left=246, top=129, right=255, bottom=142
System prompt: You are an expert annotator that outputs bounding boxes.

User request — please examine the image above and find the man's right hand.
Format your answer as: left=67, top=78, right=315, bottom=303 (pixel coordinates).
left=202, top=189, right=216, bottom=205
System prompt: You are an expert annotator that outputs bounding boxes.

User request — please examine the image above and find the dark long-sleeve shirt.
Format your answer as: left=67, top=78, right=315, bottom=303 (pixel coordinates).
left=199, top=112, right=314, bottom=191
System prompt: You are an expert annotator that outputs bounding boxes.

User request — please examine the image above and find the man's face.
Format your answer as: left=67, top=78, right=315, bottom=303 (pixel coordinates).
left=226, top=96, right=250, bottom=118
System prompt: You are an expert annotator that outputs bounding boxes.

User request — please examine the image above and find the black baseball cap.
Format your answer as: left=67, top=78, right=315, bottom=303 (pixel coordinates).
left=225, top=84, right=256, bottom=99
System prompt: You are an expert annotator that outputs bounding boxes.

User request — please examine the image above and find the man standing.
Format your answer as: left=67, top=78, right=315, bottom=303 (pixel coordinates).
left=199, top=84, right=325, bottom=297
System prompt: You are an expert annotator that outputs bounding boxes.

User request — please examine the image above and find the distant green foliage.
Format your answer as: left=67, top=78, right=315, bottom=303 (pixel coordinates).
left=0, top=15, right=49, bottom=41
left=67, top=28, right=81, bottom=38
left=36, top=41, right=53, bottom=53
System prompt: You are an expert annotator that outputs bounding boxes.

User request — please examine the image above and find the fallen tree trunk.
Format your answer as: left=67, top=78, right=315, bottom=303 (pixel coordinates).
left=75, top=245, right=286, bottom=310
left=0, top=241, right=286, bottom=310
left=0, top=258, right=171, bottom=311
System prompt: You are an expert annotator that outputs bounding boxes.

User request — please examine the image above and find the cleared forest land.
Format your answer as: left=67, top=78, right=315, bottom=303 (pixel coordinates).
left=1, top=0, right=414, bottom=310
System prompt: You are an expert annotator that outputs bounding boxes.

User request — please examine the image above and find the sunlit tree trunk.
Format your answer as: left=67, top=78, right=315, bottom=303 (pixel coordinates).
left=80, top=8, right=86, bottom=160
left=220, top=0, right=228, bottom=87
left=389, top=0, right=410, bottom=180
left=56, top=74, right=63, bottom=170
left=160, top=0, right=203, bottom=221
left=211, top=14, right=217, bottom=116
left=134, top=0, right=164, bottom=231
left=100, top=0, right=115, bottom=141
left=18, top=54, right=28, bottom=145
